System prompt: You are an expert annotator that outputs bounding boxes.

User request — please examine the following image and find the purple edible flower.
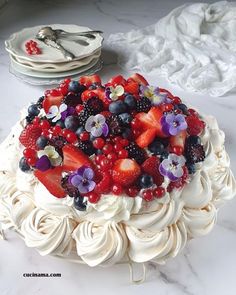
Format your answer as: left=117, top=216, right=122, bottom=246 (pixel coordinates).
left=35, top=155, right=51, bottom=172
left=61, top=106, right=76, bottom=121
left=161, top=113, right=187, bottom=136
left=69, top=166, right=96, bottom=194
left=85, top=114, right=109, bottom=137
left=159, top=153, right=186, bottom=181
left=140, top=85, right=168, bottom=106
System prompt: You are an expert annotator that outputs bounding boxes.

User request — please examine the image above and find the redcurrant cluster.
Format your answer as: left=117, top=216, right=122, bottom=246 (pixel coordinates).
left=25, top=40, right=41, bottom=55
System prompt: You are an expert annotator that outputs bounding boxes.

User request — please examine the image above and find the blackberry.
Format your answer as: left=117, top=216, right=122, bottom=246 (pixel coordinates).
left=61, top=175, right=80, bottom=198
left=25, top=115, right=34, bottom=124
left=136, top=97, right=151, bottom=113
left=125, top=142, right=146, bottom=164
left=185, top=143, right=205, bottom=164
left=37, top=96, right=44, bottom=108
left=77, top=108, right=93, bottom=127
left=74, top=196, right=87, bottom=211
left=63, top=92, right=82, bottom=107
left=84, top=97, right=103, bottom=115
left=76, top=140, right=95, bottom=156
left=107, top=115, right=124, bottom=135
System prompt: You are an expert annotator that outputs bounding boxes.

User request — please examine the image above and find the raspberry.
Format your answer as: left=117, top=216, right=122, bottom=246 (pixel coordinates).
left=186, top=116, right=205, bottom=136
left=19, top=124, right=42, bottom=149
left=94, top=171, right=111, bottom=194
left=61, top=175, right=79, bottom=198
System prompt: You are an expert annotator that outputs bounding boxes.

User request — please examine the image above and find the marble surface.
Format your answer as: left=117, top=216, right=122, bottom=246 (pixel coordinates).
left=0, top=0, right=236, bottom=294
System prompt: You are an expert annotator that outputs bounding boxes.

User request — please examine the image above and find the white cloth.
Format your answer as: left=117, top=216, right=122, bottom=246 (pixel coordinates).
left=108, top=1, right=236, bottom=97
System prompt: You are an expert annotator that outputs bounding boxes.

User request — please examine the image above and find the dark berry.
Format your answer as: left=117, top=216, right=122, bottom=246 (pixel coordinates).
left=36, top=136, right=48, bottom=149
left=28, top=104, right=40, bottom=116
left=122, top=128, right=132, bottom=139
left=75, top=126, right=85, bottom=136
left=185, top=144, right=205, bottom=164
left=50, top=136, right=67, bottom=151
left=148, top=140, right=165, bottom=155
left=63, top=92, right=82, bottom=107
left=76, top=140, right=95, bottom=156
left=56, top=120, right=65, bottom=128
left=125, top=142, right=146, bottom=164
left=74, top=196, right=87, bottom=211
left=160, top=150, right=169, bottom=161
left=119, top=113, right=132, bottom=126
left=68, top=81, right=82, bottom=93
left=175, top=103, right=188, bottom=115
left=25, top=115, right=34, bottom=124
left=64, top=115, right=80, bottom=132
left=124, top=94, right=136, bottom=110
left=77, top=108, right=93, bottom=127
left=186, top=163, right=196, bottom=174
left=84, top=97, right=103, bottom=115
left=37, top=96, right=44, bottom=108
left=186, top=135, right=201, bottom=146
left=109, top=101, right=128, bottom=114
left=138, top=174, right=154, bottom=189
left=136, top=97, right=151, bottom=113
left=61, top=175, right=79, bottom=198
left=19, top=157, right=31, bottom=172
left=107, top=115, right=124, bottom=135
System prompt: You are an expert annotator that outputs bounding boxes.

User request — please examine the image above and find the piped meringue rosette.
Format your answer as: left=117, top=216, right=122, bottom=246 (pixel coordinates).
left=0, top=73, right=235, bottom=268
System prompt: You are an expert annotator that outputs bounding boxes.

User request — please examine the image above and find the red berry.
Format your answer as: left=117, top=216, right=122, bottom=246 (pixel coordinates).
left=102, top=144, right=113, bottom=155
left=172, top=96, right=181, bottom=104
left=61, top=129, right=71, bottom=137
left=120, top=138, right=129, bottom=147
left=114, top=143, right=123, bottom=152
left=154, top=187, right=165, bottom=198
left=51, top=125, right=61, bottom=136
left=50, top=89, right=61, bottom=97
left=100, top=158, right=113, bottom=171
left=186, top=116, right=204, bottom=136
left=39, top=120, right=50, bottom=130
left=41, top=130, right=50, bottom=138
left=107, top=152, right=117, bottom=162
left=58, top=84, right=68, bottom=95
left=112, top=183, right=123, bottom=195
left=76, top=104, right=84, bottom=113
left=188, top=108, right=198, bottom=117
left=126, top=186, right=139, bottom=197
left=23, top=148, right=36, bottom=159
left=79, top=131, right=90, bottom=141
left=131, top=118, right=141, bottom=129
left=113, top=136, right=122, bottom=144
left=32, top=117, right=40, bottom=125
left=27, top=157, right=37, bottom=166
left=172, top=146, right=183, bottom=155
left=100, top=111, right=111, bottom=118
left=87, top=192, right=100, bottom=204
left=93, top=138, right=105, bottom=149
left=143, top=190, right=154, bottom=202
left=95, top=171, right=111, bottom=194
left=164, top=103, right=174, bottom=111
left=117, top=149, right=128, bottom=159
left=66, top=132, right=78, bottom=144
left=95, top=154, right=106, bottom=164
left=64, top=78, right=71, bottom=84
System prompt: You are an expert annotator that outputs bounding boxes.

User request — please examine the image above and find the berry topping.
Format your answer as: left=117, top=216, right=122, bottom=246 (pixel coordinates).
left=138, top=174, right=154, bottom=189
left=125, top=142, right=146, bottom=164
left=19, top=157, right=31, bottom=172
left=185, top=143, right=205, bottom=164
left=112, top=159, right=141, bottom=186
left=186, top=115, right=205, bottom=136
left=136, top=97, right=152, bottom=113
left=19, top=124, right=42, bottom=149
left=79, top=74, right=101, bottom=87
left=141, top=156, right=164, bottom=186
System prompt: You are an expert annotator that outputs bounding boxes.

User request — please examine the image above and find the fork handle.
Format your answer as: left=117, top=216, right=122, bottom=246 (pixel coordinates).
left=44, top=38, right=75, bottom=61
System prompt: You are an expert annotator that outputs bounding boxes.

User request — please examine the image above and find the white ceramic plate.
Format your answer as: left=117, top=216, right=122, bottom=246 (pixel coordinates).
left=5, top=24, right=103, bottom=63
left=11, top=49, right=101, bottom=73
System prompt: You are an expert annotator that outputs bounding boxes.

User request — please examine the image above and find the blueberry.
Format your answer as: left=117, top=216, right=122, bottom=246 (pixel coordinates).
left=175, top=103, right=188, bottom=115
left=96, top=149, right=103, bottom=155
left=119, top=113, right=132, bottom=126
left=56, top=120, right=65, bottom=128
left=109, top=101, right=128, bottom=114
left=64, top=115, right=79, bottom=132
left=89, top=83, right=99, bottom=90
left=138, top=174, right=154, bottom=189
left=68, top=81, right=80, bottom=93
left=187, top=163, right=196, bottom=174
left=160, top=150, right=169, bottom=161
left=19, top=157, right=31, bottom=172
left=75, top=126, right=85, bottom=136
left=187, top=135, right=201, bottom=145
left=148, top=140, right=165, bottom=155
left=122, top=128, right=132, bottom=139
left=90, top=133, right=97, bottom=142
left=28, top=104, right=40, bottom=116
left=74, top=196, right=87, bottom=211
left=124, top=94, right=136, bottom=110
left=36, top=136, right=48, bottom=149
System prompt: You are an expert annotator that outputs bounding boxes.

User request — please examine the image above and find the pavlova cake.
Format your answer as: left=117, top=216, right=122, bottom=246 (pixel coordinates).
left=0, top=73, right=235, bottom=268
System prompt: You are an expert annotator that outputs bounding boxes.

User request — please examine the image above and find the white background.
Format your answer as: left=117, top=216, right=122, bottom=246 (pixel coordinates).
left=0, top=0, right=236, bottom=294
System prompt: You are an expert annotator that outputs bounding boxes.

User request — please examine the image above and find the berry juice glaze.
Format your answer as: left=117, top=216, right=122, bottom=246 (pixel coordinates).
left=18, top=73, right=206, bottom=211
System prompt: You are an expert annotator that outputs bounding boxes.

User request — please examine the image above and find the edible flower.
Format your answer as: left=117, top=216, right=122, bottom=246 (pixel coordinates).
left=46, top=103, right=67, bottom=122
left=105, top=85, right=124, bottom=101
left=140, top=85, right=167, bottom=106
left=37, top=145, right=62, bottom=167
left=159, top=153, right=186, bottom=181
left=85, top=114, right=109, bottom=137
left=69, top=166, right=96, bottom=194
left=161, top=113, right=187, bottom=136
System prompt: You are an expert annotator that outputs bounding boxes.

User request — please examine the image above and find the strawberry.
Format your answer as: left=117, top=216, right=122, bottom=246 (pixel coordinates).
left=43, top=94, right=64, bottom=114
left=186, top=115, right=205, bottom=136
left=128, top=73, right=149, bottom=86
left=169, top=130, right=187, bottom=154
left=108, top=75, right=126, bottom=86
left=94, top=170, right=111, bottom=194
left=34, top=166, right=66, bottom=198
left=19, top=124, right=42, bottom=149
left=112, top=159, right=141, bottom=186
left=62, top=145, right=93, bottom=172
left=81, top=88, right=106, bottom=103
left=136, top=128, right=156, bottom=148
left=124, top=81, right=139, bottom=94
left=135, top=107, right=166, bottom=137
left=141, top=156, right=164, bottom=186
left=79, top=74, right=101, bottom=87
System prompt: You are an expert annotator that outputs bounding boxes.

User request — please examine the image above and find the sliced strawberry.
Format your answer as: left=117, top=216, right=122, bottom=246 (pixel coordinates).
left=79, top=74, right=101, bottom=87
left=81, top=88, right=106, bottom=103
left=124, top=81, right=139, bottom=94
left=129, top=73, right=149, bottom=86
left=34, top=166, right=66, bottom=198
left=136, top=128, right=156, bottom=148
left=108, top=75, right=126, bottom=87
left=141, top=156, right=164, bottom=186
left=62, top=145, right=93, bottom=172
left=135, top=107, right=166, bottom=137
left=43, top=94, right=64, bottom=114
left=112, top=159, right=141, bottom=186
left=19, top=124, right=42, bottom=149
left=169, top=130, right=187, bottom=153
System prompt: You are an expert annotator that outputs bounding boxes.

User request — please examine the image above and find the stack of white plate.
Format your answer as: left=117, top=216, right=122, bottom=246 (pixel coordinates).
left=5, top=24, right=103, bottom=85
